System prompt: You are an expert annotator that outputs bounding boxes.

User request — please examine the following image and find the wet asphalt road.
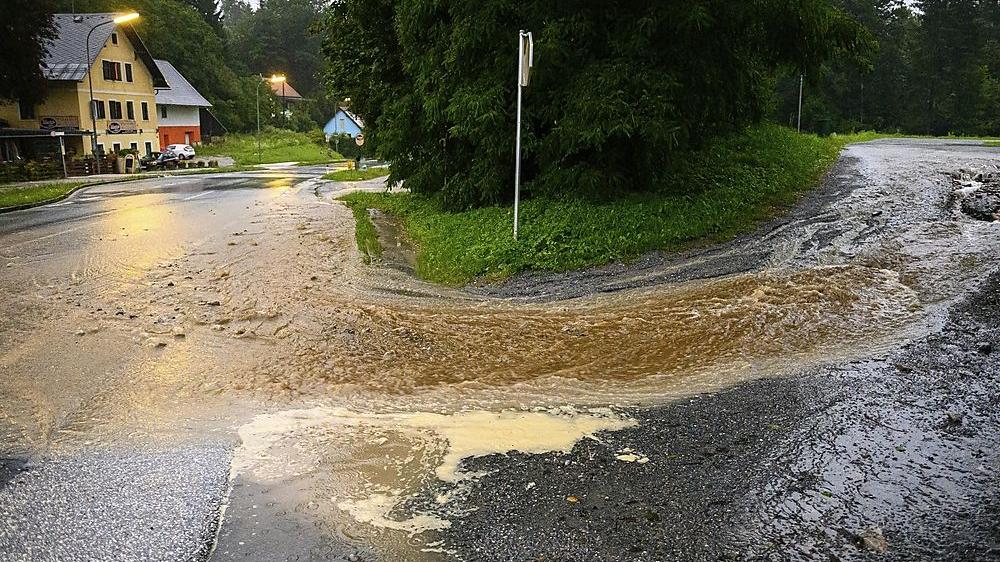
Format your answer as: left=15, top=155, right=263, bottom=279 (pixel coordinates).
left=2, top=141, right=1000, bottom=562
left=0, top=166, right=341, bottom=562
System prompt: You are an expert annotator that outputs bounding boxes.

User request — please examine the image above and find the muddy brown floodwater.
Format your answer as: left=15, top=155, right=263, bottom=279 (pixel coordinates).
left=2, top=141, right=999, bottom=561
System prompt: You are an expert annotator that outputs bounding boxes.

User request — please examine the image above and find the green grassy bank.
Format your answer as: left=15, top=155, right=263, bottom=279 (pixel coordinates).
left=323, top=167, right=390, bottom=182
left=0, top=182, right=89, bottom=210
left=199, top=129, right=341, bottom=165
left=342, top=124, right=881, bottom=284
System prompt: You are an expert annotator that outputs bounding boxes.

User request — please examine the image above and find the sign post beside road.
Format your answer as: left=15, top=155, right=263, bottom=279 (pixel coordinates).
left=514, top=29, right=533, bottom=240
left=51, top=131, right=68, bottom=179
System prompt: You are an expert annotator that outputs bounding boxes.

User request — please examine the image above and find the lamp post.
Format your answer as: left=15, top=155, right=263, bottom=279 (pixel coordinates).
left=85, top=12, right=139, bottom=174
left=257, top=74, right=285, bottom=163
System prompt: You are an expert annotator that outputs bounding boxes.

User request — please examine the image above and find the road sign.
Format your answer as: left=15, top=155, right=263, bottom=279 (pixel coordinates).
left=519, top=31, right=534, bottom=87
left=355, top=133, right=365, bottom=146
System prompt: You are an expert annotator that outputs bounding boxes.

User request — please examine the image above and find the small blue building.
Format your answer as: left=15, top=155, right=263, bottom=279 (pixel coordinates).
left=323, top=107, right=364, bottom=140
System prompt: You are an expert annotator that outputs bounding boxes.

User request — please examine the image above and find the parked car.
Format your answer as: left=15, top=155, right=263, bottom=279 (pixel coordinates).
left=164, top=144, right=196, bottom=160
left=141, top=151, right=181, bottom=170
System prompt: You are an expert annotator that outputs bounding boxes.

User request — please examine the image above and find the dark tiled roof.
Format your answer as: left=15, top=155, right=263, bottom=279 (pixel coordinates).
left=154, top=60, right=212, bottom=107
left=43, top=13, right=168, bottom=88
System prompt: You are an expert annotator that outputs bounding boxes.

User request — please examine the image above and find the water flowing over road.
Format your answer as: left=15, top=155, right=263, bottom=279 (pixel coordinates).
left=1, top=140, right=999, bottom=561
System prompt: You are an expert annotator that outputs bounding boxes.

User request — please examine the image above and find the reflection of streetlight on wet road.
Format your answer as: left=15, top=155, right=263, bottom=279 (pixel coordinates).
left=256, top=74, right=286, bottom=163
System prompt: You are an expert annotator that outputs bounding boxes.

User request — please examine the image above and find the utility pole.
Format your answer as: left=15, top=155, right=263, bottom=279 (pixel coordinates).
left=797, top=74, right=804, bottom=133
left=513, top=30, right=533, bottom=240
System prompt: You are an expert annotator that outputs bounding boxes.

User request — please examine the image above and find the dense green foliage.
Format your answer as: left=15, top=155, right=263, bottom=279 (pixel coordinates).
left=323, top=1, right=871, bottom=210
left=341, top=125, right=878, bottom=284
left=198, top=129, right=339, bottom=165
left=0, top=0, right=57, bottom=104
left=779, top=0, right=1000, bottom=136
left=323, top=167, right=389, bottom=182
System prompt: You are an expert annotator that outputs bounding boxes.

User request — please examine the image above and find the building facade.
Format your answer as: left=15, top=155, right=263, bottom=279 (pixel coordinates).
left=323, top=108, right=364, bottom=140
left=0, top=14, right=167, bottom=158
left=154, top=60, right=212, bottom=148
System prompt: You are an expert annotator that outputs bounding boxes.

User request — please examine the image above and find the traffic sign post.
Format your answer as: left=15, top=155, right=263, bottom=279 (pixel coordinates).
left=51, top=131, right=68, bottom=178
left=514, top=30, right=533, bottom=240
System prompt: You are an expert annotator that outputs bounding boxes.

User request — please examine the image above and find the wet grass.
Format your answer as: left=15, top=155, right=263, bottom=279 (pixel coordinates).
left=0, top=182, right=89, bottom=209
left=198, top=129, right=342, bottom=165
left=323, top=168, right=390, bottom=182
left=344, top=201, right=383, bottom=263
left=342, top=124, right=883, bottom=284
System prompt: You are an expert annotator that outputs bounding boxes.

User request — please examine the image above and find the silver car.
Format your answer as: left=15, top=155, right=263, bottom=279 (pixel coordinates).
left=164, top=144, right=196, bottom=160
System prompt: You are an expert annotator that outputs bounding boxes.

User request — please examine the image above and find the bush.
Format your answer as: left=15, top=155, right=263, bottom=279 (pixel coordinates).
left=0, top=159, right=61, bottom=183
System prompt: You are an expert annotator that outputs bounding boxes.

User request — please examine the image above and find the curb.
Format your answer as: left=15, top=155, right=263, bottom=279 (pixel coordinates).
left=0, top=176, right=160, bottom=214
left=0, top=166, right=250, bottom=214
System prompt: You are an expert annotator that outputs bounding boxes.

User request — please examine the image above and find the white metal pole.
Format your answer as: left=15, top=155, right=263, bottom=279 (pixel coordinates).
left=514, top=30, right=523, bottom=240
left=797, top=74, right=804, bottom=133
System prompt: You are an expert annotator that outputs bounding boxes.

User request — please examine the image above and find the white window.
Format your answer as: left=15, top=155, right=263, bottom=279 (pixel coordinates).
left=129, top=142, right=138, bottom=152
left=144, top=141, right=152, bottom=156
left=112, top=142, right=121, bottom=153
left=96, top=143, right=105, bottom=155
left=108, top=100, right=123, bottom=120
left=126, top=100, right=135, bottom=120
left=141, top=101, right=149, bottom=120
left=160, top=105, right=167, bottom=119
left=111, top=32, right=118, bottom=45
left=102, top=60, right=122, bottom=81
left=339, top=118, right=346, bottom=132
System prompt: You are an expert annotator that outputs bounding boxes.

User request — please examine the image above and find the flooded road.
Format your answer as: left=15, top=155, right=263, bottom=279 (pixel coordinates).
left=1, top=140, right=999, bottom=561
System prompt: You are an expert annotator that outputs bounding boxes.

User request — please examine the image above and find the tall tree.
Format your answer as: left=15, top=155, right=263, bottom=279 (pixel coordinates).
left=322, top=0, right=873, bottom=209
left=228, top=0, right=324, bottom=95
left=185, top=0, right=225, bottom=36
left=0, top=0, right=57, bottom=104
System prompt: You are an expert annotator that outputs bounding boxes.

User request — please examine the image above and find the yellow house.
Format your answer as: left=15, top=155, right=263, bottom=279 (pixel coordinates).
left=0, top=13, right=168, bottom=160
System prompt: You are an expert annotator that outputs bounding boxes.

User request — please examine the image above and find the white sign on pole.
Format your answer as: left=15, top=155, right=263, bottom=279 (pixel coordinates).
left=519, top=32, right=534, bottom=87
left=514, top=30, right=533, bottom=240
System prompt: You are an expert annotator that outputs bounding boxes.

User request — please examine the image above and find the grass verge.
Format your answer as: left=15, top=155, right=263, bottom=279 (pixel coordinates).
left=341, top=124, right=882, bottom=284
left=0, top=181, right=89, bottom=209
left=343, top=201, right=383, bottom=263
left=323, top=167, right=390, bottom=182
left=198, top=129, right=341, bottom=165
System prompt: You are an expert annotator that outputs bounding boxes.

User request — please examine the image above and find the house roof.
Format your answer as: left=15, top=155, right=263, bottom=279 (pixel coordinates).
left=270, top=80, right=304, bottom=100
left=154, top=60, right=212, bottom=107
left=339, top=107, right=364, bottom=129
left=43, top=14, right=168, bottom=88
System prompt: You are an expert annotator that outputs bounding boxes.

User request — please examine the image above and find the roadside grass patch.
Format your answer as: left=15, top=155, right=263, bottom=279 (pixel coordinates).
left=198, top=129, right=342, bottom=165
left=343, top=200, right=383, bottom=263
left=323, top=168, right=390, bottom=182
left=341, top=124, right=882, bottom=284
left=0, top=182, right=89, bottom=209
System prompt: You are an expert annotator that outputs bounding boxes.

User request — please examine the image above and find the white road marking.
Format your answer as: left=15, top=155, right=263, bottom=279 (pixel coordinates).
left=183, top=190, right=214, bottom=201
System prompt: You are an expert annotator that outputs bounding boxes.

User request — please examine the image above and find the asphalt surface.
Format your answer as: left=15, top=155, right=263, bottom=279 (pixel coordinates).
left=0, top=166, right=346, bottom=562
left=2, top=141, right=1000, bottom=562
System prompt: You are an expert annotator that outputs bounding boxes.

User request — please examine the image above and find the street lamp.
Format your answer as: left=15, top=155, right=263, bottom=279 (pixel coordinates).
left=257, top=74, right=285, bottom=163
left=85, top=12, right=139, bottom=174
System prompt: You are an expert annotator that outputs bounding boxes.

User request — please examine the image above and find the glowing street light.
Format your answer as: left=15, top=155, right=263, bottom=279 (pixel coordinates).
left=112, top=12, right=140, bottom=24
left=257, top=74, right=287, bottom=163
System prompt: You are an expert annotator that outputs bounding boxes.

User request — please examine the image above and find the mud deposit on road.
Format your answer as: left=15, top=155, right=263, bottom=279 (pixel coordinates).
left=1, top=142, right=999, bottom=561
left=426, top=270, right=1000, bottom=561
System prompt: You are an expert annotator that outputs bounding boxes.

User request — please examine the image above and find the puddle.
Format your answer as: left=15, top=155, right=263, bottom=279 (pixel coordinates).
left=231, top=407, right=633, bottom=552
